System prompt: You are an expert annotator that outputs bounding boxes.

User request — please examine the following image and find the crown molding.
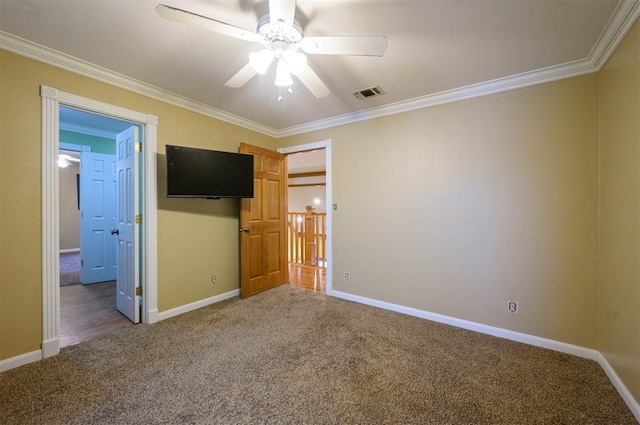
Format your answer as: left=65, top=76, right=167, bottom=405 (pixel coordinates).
left=0, top=31, right=277, bottom=138
left=2, top=0, right=639, bottom=139
left=59, top=122, right=119, bottom=139
left=589, top=0, right=640, bottom=70
left=277, top=0, right=640, bottom=138
left=276, top=58, right=596, bottom=137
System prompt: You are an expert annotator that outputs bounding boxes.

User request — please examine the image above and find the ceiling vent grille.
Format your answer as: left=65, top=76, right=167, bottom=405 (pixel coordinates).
left=353, top=86, right=385, bottom=100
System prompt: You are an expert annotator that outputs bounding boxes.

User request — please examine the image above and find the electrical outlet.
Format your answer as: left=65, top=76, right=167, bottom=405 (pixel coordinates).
left=343, top=272, right=349, bottom=282
left=508, top=300, right=518, bottom=313
left=211, top=275, right=217, bottom=285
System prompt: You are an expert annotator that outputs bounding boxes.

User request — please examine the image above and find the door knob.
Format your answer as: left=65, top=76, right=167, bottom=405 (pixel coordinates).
left=239, top=227, right=250, bottom=233
left=111, top=229, right=119, bottom=235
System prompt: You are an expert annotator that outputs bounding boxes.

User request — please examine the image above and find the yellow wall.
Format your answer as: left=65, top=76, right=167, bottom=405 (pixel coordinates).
left=2, top=19, right=639, bottom=407
left=59, top=161, right=80, bottom=250
left=599, top=20, right=640, bottom=402
left=0, top=50, right=278, bottom=359
left=281, top=74, right=600, bottom=348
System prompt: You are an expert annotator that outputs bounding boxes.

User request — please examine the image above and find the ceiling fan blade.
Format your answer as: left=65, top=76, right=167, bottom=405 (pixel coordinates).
left=225, top=63, right=258, bottom=88
left=60, top=154, right=80, bottom=163
left=156, top=4, right=261, bottom=43
left=269, top=0, right=296, bottom=28
left=301, top=36, right=388, bottom=57
left=296, top=66, right=330, bottom=98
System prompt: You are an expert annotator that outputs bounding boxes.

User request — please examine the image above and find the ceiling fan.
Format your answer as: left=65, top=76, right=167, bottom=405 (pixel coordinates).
left=58, top=153, right=80, bottom=168
left=156, top=0, right=388, bottom=99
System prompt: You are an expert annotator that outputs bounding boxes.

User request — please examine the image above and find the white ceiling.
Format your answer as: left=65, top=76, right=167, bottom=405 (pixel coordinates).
left=288, top=148, right=326, bottom=173
left=0, top=0, right=635, bottom=135
left=59, top=107, right=135, bottom=138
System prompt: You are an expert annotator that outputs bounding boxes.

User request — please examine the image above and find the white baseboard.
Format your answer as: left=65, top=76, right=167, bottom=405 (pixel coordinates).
left=1, top=291, right=239, bottom=373
left=331, top=290, right=640, bottom=420
left=331, top=291, right=598, bottom=360
left=60, top=248, right=80, bottom=253
left=42, top=338, right=60, bottom=358
left=146, top=308, right=159, bottom=324
left=3, top=287, right=638, bottom=422
left=0, top=350, right=42, bottom=372
left=156, top=289, right=240, bottom=321
left=598, top=352, right=640, bottom=423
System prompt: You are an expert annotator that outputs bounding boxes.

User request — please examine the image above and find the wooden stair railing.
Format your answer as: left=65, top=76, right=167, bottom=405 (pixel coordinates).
left=287, top=206, right=326, bottom=267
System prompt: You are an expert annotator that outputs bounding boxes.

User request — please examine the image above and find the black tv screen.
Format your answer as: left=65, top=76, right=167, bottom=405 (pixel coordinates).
left=166, top=145, right=254, bottom=198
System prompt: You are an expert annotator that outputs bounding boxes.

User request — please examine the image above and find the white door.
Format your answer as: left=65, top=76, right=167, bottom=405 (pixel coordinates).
left=80, top=151, right=117, bottom=284
left=115, top=126, right=140, bottom=323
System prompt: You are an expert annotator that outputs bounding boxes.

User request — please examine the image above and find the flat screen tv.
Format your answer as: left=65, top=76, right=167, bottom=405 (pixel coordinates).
left=166, top=145, right=254, bottom=199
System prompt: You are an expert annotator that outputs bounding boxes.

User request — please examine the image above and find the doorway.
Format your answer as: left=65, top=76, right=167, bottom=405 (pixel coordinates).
left=58, top=108, right=137, bottom=347
left=279, top=140, right=332, bottom=294
left=41, top=85, right=159, bottom=359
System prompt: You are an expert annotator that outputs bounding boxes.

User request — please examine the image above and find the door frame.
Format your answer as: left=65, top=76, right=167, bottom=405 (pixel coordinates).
left=278, top=140, right=333, bottom=294
left=41, top=85, right=159, bottom=358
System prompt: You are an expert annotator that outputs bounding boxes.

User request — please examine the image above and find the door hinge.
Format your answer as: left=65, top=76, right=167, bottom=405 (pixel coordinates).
left=135, top=214, right=142, bottom=224
left=135, top=142, right=142, bottom=153
left=136, top=286, right=142, bottom=296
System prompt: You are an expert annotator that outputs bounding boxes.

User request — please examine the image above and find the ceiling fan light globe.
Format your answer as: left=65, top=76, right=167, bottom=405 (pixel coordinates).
left=284, top=51, right=307, bottom=75
left=57, top=157, right=71, bottom=168
left=249, top=50, right=274, bottom=75
left=275, top=59, right=294, bottom=87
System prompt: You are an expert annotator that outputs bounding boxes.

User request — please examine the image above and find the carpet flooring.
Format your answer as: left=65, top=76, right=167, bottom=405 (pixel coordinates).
left=0, top=285, right=636, bottom=424
left=60, top=252, right=81, bottom=286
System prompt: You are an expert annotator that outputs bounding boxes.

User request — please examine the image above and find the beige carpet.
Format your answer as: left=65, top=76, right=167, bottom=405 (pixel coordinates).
left=0, top=285, right=636, bottom=424
left=60, top=252, right=81, bottom=286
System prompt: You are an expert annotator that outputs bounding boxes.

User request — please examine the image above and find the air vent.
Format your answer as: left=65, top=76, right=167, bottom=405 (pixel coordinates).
left=353, top=85, right=386, bottom=100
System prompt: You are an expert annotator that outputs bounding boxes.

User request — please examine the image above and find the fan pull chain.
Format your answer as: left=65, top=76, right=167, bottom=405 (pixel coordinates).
left=277, top=85, right=294, bottom=102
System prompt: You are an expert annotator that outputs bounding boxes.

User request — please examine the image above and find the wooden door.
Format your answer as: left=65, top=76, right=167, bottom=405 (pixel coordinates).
left=240, top=143, right=288, bottom=298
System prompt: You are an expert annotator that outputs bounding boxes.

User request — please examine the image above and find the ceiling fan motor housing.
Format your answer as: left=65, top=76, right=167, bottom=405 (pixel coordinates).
left=257, top=13, right=303, bottom=47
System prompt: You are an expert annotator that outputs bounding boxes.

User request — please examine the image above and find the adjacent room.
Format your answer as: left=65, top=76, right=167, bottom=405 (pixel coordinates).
left=1, top=0, right=639, bottom=423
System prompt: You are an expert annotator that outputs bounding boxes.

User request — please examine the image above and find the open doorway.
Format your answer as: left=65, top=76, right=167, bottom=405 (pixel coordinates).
left=58, top=107, right=136, bottom=347
left=280, top=141, right=332, bottom=294
left=41, top=85, right=158, bottom=359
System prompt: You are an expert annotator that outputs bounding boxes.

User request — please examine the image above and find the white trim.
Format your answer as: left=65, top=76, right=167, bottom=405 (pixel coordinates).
left=0, top=350, right=42, bottom=372
left=278, top=141, right=330, bottom=154
left=156, top=289, right=240, bottom=321
left=59, top=142, right=88, bottom=152
left=41, top=338, right=59, bottom=359
left=330, top=290, right=640, bottom=418
left=2, top=289, right=638, bottom=423
left=276, top=59, right=595, bottom=137
left=266, top=0, right=640, bottom=137
left=278, top=140, right=333, bottom=294
left=1, top=32, right=276, bottom=138
left=2, top=1, right=639, bottom=138
left=143, top=115, right=159, bottom=324
left=598, top=353, right=640, bottom=423
left=331, top=290, right=598, bottom=361
left=40, top=85, right=158, bottom=357
left=41, top=89, right=60, bottom=358
left=60, top=248, right=80, bottom=254
left=590, top=0, right=640, bottom=70
left=60, top=121, right=118, bottom=139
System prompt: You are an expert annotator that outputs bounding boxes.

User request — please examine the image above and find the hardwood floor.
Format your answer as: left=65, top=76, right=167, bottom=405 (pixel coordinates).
left=288, top=263, right=326, bottom=293
left=59, top=265, right=323, bottom=348
left=60, top=281, right=134, bottom=348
